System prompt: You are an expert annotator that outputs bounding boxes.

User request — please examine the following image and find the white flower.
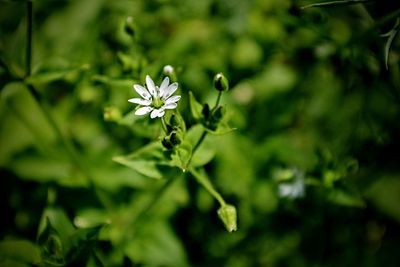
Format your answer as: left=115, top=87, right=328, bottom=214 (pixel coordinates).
left=129, top=75, right=180, bottom=119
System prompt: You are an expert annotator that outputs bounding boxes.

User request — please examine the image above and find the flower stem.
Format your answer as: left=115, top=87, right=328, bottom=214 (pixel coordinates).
left=161, top=116, right=168, bottom=134
left=189, top=167, right=226, bottom=206
left=213, top=91, right=223, bottom=111
left=25, top=0, right=32, bottom=78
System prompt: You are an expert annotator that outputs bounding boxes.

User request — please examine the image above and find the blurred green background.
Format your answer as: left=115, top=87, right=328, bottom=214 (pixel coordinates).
left=1, top=0, right=400, bottom=266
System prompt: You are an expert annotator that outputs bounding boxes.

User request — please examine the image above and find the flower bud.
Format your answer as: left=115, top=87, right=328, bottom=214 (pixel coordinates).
left=170, top=131, right=182, bottom=146
left=161, top=136, right=174, bottom=150
left=103, top=106, right=122, bottom=122
left=212, top=105, right=225, bottom=121
left=163, top=65, right=174, bottom=75
left=217, top=204, right=237, bottom=232
left=169, top=114, right=180, bottom=128
left=124, top=16, right=136, bottom=36
left=202, top=103, right=210, bottom=120
left=213, top=73, right=229, bottom=92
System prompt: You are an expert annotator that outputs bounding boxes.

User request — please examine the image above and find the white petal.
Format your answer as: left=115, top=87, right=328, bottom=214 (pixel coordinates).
left=165, top=95, right=181, bottom=105
left=150, top=109, right=161, bottom=119
left=146, top=75, right=157, bottom=97
left=133, top=84, right=151, bottom=100
left=135, top=106, right=153, bottom=116
left=157, top=109, right=165, bottom=117
left=159, top=77, right=170, bottom=98
left=128, top=98, right=151, bottom=105
left=162, top=82, right=178, bottom=100
left=163, top=103, right=177, bottom=110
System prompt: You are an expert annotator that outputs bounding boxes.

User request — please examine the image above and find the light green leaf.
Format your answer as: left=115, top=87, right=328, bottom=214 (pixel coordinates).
left=0, top=240, right=41, bottom=266
left=113, top=142, right=166, bottom=179
left=301, top=0, right=371, bottom=9
left=189, top=91, right=203, bottom=121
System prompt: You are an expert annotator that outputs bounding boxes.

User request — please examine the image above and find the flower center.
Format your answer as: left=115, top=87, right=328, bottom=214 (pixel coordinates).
left=153, top=96, right=164, bottom=108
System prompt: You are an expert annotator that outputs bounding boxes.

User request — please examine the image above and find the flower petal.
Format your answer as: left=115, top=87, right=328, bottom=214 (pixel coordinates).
left=128, top=98, right=152, bottom=105
left=150, top=109, right=162, bottom=119
left=133, top=84, right=151, bottom=100
left=135, top=106, right=153, bottom=116
left=157, top=109, right=165, bottom=117
left=162, top=82, right=178, bottom=100
left=146, top=75, right=157, bottom=98
left=163, top=103, right=177, bottom=110
left=165, top=95, right=181, bottom=105
left=159, top=77, right=170, bottom=98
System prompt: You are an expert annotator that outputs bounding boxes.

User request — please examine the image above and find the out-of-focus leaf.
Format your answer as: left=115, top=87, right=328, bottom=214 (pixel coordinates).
left=302, top=0, right=371, bottom=9
left=1, top=82, right=57, bottom=144
left=113, top=142, right=165, bottom=179
left=0, top=240, right=40, bottom=266
left=328, top=189, right=365, bottom=208
left=366, top=176, right=400, bottom=223
left=25, top=64, right=90, bottom=85
left=382, top=18, right=399, bottom=69
left=124, top=220, right=189, bottom=267
left=189, top=91, right=203, bottom=121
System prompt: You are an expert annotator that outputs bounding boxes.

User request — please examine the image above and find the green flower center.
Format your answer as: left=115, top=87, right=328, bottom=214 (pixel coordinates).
left=152, top=97, right=164, bottom=108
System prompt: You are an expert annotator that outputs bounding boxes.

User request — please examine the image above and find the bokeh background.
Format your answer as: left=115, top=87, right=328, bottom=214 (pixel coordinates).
left=1, top=0, right=400, bottom=266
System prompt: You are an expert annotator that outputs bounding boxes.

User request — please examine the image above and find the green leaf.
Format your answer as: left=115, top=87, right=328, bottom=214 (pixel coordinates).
left=169, top=141, right=192, bottom=170
left=0, top=240, right=41, bottom=266
left=113, top=142, right=166, bottom=179
left=383, top=18, right=400, bottom=69
left=328, top=189, right=365, bottom=208
left=189, top=91, right=203, bottom=121
left=301, top=0, right=371, bottom=9
left=205, top=120, right=236, bottom=135
left=25, top=64, right=90, bottom=85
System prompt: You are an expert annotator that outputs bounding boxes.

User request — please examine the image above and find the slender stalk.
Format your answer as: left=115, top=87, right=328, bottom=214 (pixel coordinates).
left=161, top=116, right=168, bottom=134
left=213, top=91, right=222, bottom=111
left=22, top=0, right=114, bottom=211
left=189, top=167, right=226, bottom=206
left=26, top=0, right=32, bottom=78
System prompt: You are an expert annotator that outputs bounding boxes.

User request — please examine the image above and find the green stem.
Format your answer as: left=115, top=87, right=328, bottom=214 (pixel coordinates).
left=26, top=0, right=32, bottom=78
left=213, top=91, right=223, bottom=111
left=189, top=167, right=226, bottom=206
left=161, top=116, right=168, bottom=134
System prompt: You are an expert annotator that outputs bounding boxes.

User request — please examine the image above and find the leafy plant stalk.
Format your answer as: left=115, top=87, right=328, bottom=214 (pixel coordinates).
left=22, top=0, right=113, bottom=211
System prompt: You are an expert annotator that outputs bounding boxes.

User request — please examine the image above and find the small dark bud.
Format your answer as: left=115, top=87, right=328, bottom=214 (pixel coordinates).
left=124, top=16, right=136, bottom=36
left=162, top=136, right=174, bottom=150
left=169, top=114, right=180, bottom=127
left=212, top=106, right=225, bottom=121
left=170, top=131, right=182, bottom=146
left=202, top=104, right=210, bottom=120
left=213, top=73, right=229, bottom=92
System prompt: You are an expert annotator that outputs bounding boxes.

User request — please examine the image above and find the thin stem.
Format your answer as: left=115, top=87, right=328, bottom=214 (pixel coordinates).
left=192, top=130, right=207, bottom=154
left=161, top=116, right=168, bottom=134
left=26, top=0, right=32, bottom=78
left=213, top=91, right=222, bottom=111
left=189, top=167, right=226, bottom=206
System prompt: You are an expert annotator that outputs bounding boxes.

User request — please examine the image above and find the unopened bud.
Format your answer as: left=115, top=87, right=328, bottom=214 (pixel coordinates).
left=163, top=65, right=174, bottom=75
left=202, top=103, right=210, bottom=120
left=217, top=204, right=237, bottom=232
left=213, top=73, right=229, bottom=92
left=124, top=16, right=136, bottom=36
left=170, top=131, right=182, bottom=146
left=169, top=114, right=180, bottom=128
left=212, top=106, right=225, bottom=121
left=162, top=136, right=173, bottom=150
left=103, top=106, right=122, bottom=122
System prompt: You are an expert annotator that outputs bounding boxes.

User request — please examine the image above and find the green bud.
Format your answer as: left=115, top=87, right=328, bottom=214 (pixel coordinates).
left=103, top=106, right=122, bottom=122
left=217, top=204, right=237, bottom=232
left=213, top=73, right=229, bottom=92
left=170, top=131, right=182, bottom=146
left=202, top=103, right=210, bottom=120
left=161, top=136, right=174, bottom=150
left=124, top=16, right=136, bottom=36
left=212, top=105, right=225, bottom=121
left=169, top=113, right=180, bottom=128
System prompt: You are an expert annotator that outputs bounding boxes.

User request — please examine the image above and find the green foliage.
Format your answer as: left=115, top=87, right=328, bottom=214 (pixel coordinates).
left=1, top=0, right=400, bottom=266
